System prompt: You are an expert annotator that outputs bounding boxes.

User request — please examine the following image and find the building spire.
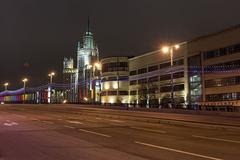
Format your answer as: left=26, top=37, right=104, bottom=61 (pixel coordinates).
left=87, top=16, right=90, bottom=34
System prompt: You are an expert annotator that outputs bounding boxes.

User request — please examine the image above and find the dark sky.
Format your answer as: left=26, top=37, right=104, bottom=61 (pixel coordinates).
left=1, top=0, right=240, bottom=89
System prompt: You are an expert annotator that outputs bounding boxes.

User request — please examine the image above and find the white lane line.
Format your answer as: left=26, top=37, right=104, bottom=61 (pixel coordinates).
left=64, top=125, right=75, bottom=129
left=78, top=129, right=111, bottom=138
left=135, top=141, right=223, bottom=160
left=3, top=121, right=19, bottom=126
left=66, top=120, right=83, bottom=125
left=31, top=118, right=39, bottom=121
left=15, top=115, right=26, bottom=118
left=192, top=135, right=240, bottom=144
left=108, top=119, right=125, bottom=123
left=131, top=127, right=166, bottom=134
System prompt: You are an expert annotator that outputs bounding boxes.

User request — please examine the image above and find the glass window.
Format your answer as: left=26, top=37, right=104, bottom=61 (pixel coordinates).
left=130, top=80, right=137, bottom=85
left=130, top=70, right=137, bottom=76
left=138, top=68, right=147, bottom=74
left=148, top=76, right=158, bottom=82
left=138, top=78, right=147, bottom=84
left=130, top=90, right=137, bottom=95
left=148, top=65, right=158, bottom=72
left=102, top=62, right=128, bottom=73
left=119, top=91, right=128, bottom=95
left=108, top=91, right=117, bottom=95
left=160, top=74, right=171, bottom=81
left=173, top=71, right=184, bottom=79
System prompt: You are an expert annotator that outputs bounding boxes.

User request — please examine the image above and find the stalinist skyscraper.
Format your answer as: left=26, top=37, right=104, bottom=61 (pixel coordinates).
left=76, top=18, right=100, bottom=101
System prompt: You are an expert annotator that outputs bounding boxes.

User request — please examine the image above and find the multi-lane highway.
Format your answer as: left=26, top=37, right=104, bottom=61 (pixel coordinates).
left=0, top=104, right=239, bottom=160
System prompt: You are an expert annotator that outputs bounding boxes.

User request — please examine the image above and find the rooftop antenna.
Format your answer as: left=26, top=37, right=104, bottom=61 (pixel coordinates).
left=87, top=16, right=90, bottom=33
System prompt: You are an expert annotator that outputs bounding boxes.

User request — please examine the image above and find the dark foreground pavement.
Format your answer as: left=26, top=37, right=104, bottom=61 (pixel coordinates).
left=0, top=104, right=240, bottom=160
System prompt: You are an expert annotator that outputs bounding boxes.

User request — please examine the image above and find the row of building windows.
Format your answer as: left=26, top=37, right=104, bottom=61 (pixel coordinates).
left=130, top=84, right=185, bottom=95
left=102, top=62, right=128, bottom=73
left=205, top=76, right=240, bottom=88
left=102, top=76, right=129, bottom=82
left=130, top=59, right=184, bottom=76
left=206, top=92, right=240, bottom=101
left=160, top=84, right=185, bottom=93
left=129, top=71, right=184, bottom=85
left=203, top=43, right=240, bottom=60
left=204, top=59, right=240, bottom=73
left=101, top=91, right=129, bottom=96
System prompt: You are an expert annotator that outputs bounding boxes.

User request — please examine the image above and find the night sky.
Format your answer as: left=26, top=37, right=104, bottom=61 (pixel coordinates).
left=1, top=0, right=240, bottom=89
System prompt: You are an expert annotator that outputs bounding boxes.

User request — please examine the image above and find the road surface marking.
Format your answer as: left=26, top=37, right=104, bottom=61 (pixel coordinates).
left=64, top=125, right=75, bottom=129
left=31, top=118, right=39, bottom=121
left=3, top=121, right=18, bottom=126
left=15, top=115, right=26, bottom=118
left=78, top=129, right=111, bottom=138
left=109, top=119, right=125, bottom=123
left=131, top=127, right=166, bottom=134
left=66, top=120, right=83, bottom=125
left=192, top=135, right=240, bottom=144
left=135, top=141, right=223, bottom=160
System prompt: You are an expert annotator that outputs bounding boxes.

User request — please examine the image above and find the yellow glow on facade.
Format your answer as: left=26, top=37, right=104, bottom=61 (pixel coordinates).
left=84, top=97, right=88, bottom=101
left=113, top=82, right=118, bottom=89
left=94, top=62, right=101, bottom=69
left=104, top=83, right=110, bottom=90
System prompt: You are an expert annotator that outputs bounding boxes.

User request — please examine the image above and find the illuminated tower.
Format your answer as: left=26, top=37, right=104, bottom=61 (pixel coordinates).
left=77, top=18, right=99, bottom=101
left=63, top=57, right=78, bottom=102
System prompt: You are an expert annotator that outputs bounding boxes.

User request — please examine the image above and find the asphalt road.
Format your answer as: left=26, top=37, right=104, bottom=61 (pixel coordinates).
left=0, top=104, right=239, bottom=160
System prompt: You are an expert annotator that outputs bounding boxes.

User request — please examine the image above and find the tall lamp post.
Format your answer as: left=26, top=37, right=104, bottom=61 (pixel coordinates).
left=161, top=44, right=180, bottom=108
left=22, top=78, right=28, bottom=103
left=4, top=83, right=9, bottom=91
left=48, top=72, right=55, bottom=103
left=48, top=72, right=55, bottom=84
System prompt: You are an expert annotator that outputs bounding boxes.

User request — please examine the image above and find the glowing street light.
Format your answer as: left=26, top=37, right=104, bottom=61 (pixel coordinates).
left=48, top=72, right=55, bottom=84
left=161, top=44, right=181, bottom=108
left=22, top=78, right=28, bottom=89
left=22, top=78, right=28, bottom=103
left=94, top=62, right=101, bottom=69
left=4, top=83, right=9, bottom=91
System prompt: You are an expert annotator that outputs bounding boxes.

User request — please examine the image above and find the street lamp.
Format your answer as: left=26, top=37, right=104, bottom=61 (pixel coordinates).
left=22, top=78, right=28, bottom=89
left=161, top=44, right=180, bottom=108
left=22, top=78, right=28, bottom=103
left=4, top=83, right=9, bottom=91
left=48, top=72, right=55, bottom=84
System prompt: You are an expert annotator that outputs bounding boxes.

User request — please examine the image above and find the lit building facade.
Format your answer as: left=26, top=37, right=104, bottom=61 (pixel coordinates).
left=101, top=25, right=240, bottom=111
left=63, top=57, right=78, bottom=102
left=187, top=25, right=240, bottom=111
left=100, top=57, right=129, bottom=104
left=129, top=46, right=188, bottom=108
left=76, top=21, right=100, bottom=102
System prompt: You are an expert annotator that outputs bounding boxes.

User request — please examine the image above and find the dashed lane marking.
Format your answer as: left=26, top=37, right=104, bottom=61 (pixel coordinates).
left=192, top=135, right=240, bottom=144
left=3, top=121, right=18, bottom=126
left=66, top=120, right=83, bottom=125
left=108, top=119, right=125, bottom=123
left=135, top=141, right=223, bottom=160
left=78, top=129, right=111, bottom=138
left=131, top=127, right=166, bottom=134
left=64, top=125, right=75, bottom=129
